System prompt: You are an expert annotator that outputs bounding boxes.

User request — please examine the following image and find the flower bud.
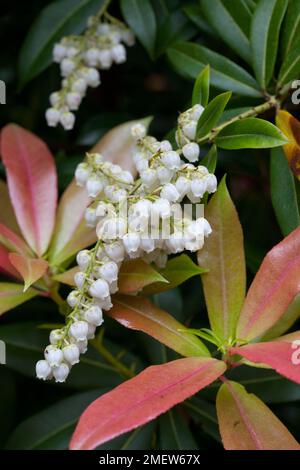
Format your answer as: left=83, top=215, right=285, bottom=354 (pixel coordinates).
left=65, top=92, right=81, bottom=110
left=89, top=278, right=110, bottom=299
left=49, top=329, right=64, bottom=345
left=70, top=321, right=89, bottom=341
left=98, top=49, right=113, bottom=69
left=67, top=290, right=80, bottom=308
left=160, top=183, right=180, bottom=202
left=112, top=44, right=126, bottom=63
left=85, top=48, right=99, bottom=66
left=99, top=261, right=119, bottom=283
left=63, top=344, right=80, bottom=365
left=161, top=151, right=181, bottom=169
left=182, top=121, right=197, bottom=140
left=60, top=58, right=75, bottom=76
left=86, top=176, right=103, bottom=197
left=182, top=142, right=200, bottom=162
left=60, top=111, right=75, bottom=130
left=84, top=305, right=103, bottom=326
left=53, top=43, right=67, bottom=62
left=36, top=360, right=52, bottom=380
left=74, top=271, right=86, bottom=289
left=75, top=163, right=90, bottom=186
left=45, top=108, right=60, bottom=127
left=104, top=241, right=125, bottom=262
left=44, top=345, right=64, bottom=367
left=76, top=250, right=91, bottom=269
left=53, top=363, right=70, bottom=383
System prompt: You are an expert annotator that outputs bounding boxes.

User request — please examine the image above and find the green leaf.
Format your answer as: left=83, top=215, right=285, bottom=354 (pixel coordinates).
left=270, top=147, right=300, bottom=236
left=219, top=107, right=250, bottom=124
left=159, top=408, right=198, bottom=450
left=201, top=144, right=217, bottom=174
left=192, top=65, right=210, bottom=107
left=281, top=0, right=300, bottom=57
left=155, top=10, right=196, bottom=57
left=215, top=118, right=288, bottom=149
left=184, top=397, right=221, bottom=442
left=0, top=283, right=38, bottom=316
left=196, top=91, right=232, bottom=139
left=182, top=4, right=215, bottom=35
left=143, top=254, right=207, bottom=295
left=278, top=47, right=300, bottom=87
left=118, top=259, right=168, bottom=294
left=251, top=0, right=288, bottom=88
left=197, top=177, right=246, bottom=341
left=167, top=42, right=261, bottom=97
left=201, top=0, right=252, bottom=63
left=120, top=0, right=157, bottom=58
left=18, top=0, right=105, bottom=86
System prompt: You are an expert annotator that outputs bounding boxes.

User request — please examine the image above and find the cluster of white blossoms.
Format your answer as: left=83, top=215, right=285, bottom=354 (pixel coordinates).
left=36, top=104, right=217, bottom=382
left=45, top=13, right=134, bottom=130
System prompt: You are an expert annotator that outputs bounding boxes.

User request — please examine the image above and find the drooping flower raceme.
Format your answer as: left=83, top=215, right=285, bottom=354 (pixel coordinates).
left=36, top=104, right=217, bottom=382
left=45, top=13, right=134, bottom=130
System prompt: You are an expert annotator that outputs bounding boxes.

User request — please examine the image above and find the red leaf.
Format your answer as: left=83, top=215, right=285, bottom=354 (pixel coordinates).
left=0, top=223, right=32, bottom=255
left=9, top=253, right=48, bottom=291
left=108, top=295, right=210, bottom=357
left=217, top=380, right=300, bottom=450
left=70, top=357, right=226, bottom=450
left=231, top=331, right=300, bottom=384
left=0, top=124, right=57, bottom=256
left=0, top=245, right=20, bottom=279
left=237, top=225, right=300, bottom=341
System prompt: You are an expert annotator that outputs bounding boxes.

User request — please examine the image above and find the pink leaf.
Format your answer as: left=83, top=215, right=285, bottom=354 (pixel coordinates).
left=70, top=357, right=226, bottom=450
left=0, top=124, right=57, bottom=256
left=0, top=223, right=32, bottom=255
left=0, top=245, right=20, bottom=279
left=0, top=282, right=39, bottom=315
left=217, top=380, right=300, bottom=450
left=236, top=225, right=300, bottom=341
left=231, top=331, right=300, bottom=384
left=9, top=253, right=48, bottom=291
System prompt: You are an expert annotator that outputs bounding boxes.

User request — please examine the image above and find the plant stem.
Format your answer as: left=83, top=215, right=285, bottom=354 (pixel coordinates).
left=91, top=337, right=134, bottom=379
left=197, top=96, right=279, bottom=145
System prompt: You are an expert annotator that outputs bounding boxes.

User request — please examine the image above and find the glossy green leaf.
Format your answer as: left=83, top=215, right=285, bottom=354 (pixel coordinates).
left=159, top=408, right=198, bottom=450
left=251, top=0, right=288, bottom=88
left=167, top=42, right=261, bottom=97
left=192, top=65, right=210, bottom=107
left=18, top=0, right=105, bottom=86
left=217, top=380, right=300, bottom=449
left=197, top=178, right=246, bottom=341
left=182, top=4, right=214, bottom=35
left=215, top=118, right=288, bottom=149
left=155, top=10, right=196, bottom=57
left=108, top=294, right=210, bottom=357
left=197, top=91, right=231, bottom=139
left=120, top=0, right=157, bottom=58
left=281, top=0, right=300, bottom=57
left=0, top=283, right=38, bottom=316
left=143, top=254, right=207, bottom=295
left=201, top=0, right=252, bottom=63
left=271, top=147, right=300, bottom=236
left=201, top=145, right=217, bottom=174
left=278, top=47, right=300, bottom=87
left=118, top=259, right=168, bottom=294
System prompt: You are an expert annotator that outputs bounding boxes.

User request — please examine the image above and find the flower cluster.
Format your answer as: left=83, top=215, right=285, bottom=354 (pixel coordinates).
left=45, top=14, right=134, bottom=130
left=37, top=103, right=217, bottom=382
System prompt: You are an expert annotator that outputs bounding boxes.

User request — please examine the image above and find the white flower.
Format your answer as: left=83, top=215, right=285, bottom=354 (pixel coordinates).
left=140, top=169, right=158, bottom=189
left=182, top=143, right=200, bottom=162
left=72, top=78, right=87, bottom=94
left=123, top=232, right=141, bottom=255
left=157, top=166, right=173, bottom=184
left=112, top=44, right=126, bottom=63
left=49, top=329, right=64, bottom=345
left=86, top=176, right=103, bottom=197
left=85, top=48, right=99, bottom=66
left=160, top=183, right=180, bottom=202
left=191, top=178, right=207, bottom=198
left=75, top=163, right=90, bottom=186
left=98, top=49, right=113, bottom=69
left=140, top=237, right=155, bottom=253
left=53, top=43, right=67, bottom=62
left=67, top=290, right=80, bottom=307
left=182, top=121, right=197, bottom=140
left=194, top=217, right=212, bottom=237
left=104, top=241, right=125, bottom=262
left=45, top=108, right=61, bottom=127
left=87, top=323, right=96, bottom=339
left=175, top=176, right=190, bottom=196
left=65, top=92, right=82, bottom=110
left=99, top=261, right=119, bottom=283
left=89, top=278, right=110, bottom=299
left=49, top=92, right=60, bottom=106
left=136, top=158, right=149, bottom=173
left=85, top=68, right=101, bottom=87
left=75, top=338, right=88, bottom=354
left=44, top=345, right=64, bottom=367
left=85, top=207, right=97, bottom=227
left=74, top=271, right=86, bottom=289
left=76, top=250, right=91, bottom=269
left=53, top=363, right=70, bottom=383
left=161, top=151, right=181, bottom=169
left=84, top=305, right=103, bottom=326
left=70, top=321, right=89, bottom=341
left=204, top=174, right=217, bottom=193
left=159, top=140, right=172, bottom=152
left=121, top=170, right=134, bottom=185
left=60, top=58, right=75, bottom=76
left=131, top=123, right=146, bottom=140
left=66, top=47, right=79, bottom=58
left=63, top=344, right=80, bottom=365
left=191, top=104, right=204, bottom=121
left=36, top=360, right=52, bottom=380
left=97, top=23, right=111, bottom=35
left=166, top=232, right=185, bottom=254
left=60, top=111, right=75, bottom=130
left=152, top=198, right=171, bottom=219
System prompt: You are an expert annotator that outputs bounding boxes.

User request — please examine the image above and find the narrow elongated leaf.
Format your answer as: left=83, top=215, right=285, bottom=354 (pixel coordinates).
left=120, top=0, right=156, bottom=58
left=216, top=380, right=299, bottom=449
left=201, top=0, right=252, bottom=63
left=281, top=0, right=300, bottom=57
left=201, top=145, right=217, bottom=174
left=143, top=254, right=207, bottom=295
left=155, top=10, right=196, bottom=57
left=276, top=110, right=300, bottom=180
left=0, top=180, right=21, bottom=235
left=52, top=266, right=78, bottom=286
left=18, top=0, right=105, bottom=85
left=251, top=0, right=288, bottom=88
left=118, top=260, right=168, bottom=294
left=159, top=408, right=198, bottom=450
left=167, top=42, right=261, bottom=97
left=231, top=332, right=300, bottom=384
left=197, top=92, right=231, bottom=139
left=1, top=125, right=57, bottom=256
left=271, top=147, right=300, bottom=236
left=197, top=178, right=246, bottom=341
left=0, top=223, right=32, bottom=256
left=192, top=65, right=210, bottom=107
left=9, top=253, right=48, bottom=291
left=182, top=4, right=214, bottom=35
left=70, top=357, right=226, bottom=449
left=278, top=47, right=300, bottom=86
left=237, top=225, right=300, bottom=341
left=0, top=283, right=38, bottom=315
left=0, top=246, right=20, bottom=279
left=215, top=118, right=288, bottom=149
left=107, top=294, right=210, bottom=357
left=261, top=293, right=300, bottom=341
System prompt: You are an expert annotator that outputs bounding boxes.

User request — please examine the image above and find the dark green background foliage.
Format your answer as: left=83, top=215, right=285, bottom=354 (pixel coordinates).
left=0, top=0, right=300, bottom=450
